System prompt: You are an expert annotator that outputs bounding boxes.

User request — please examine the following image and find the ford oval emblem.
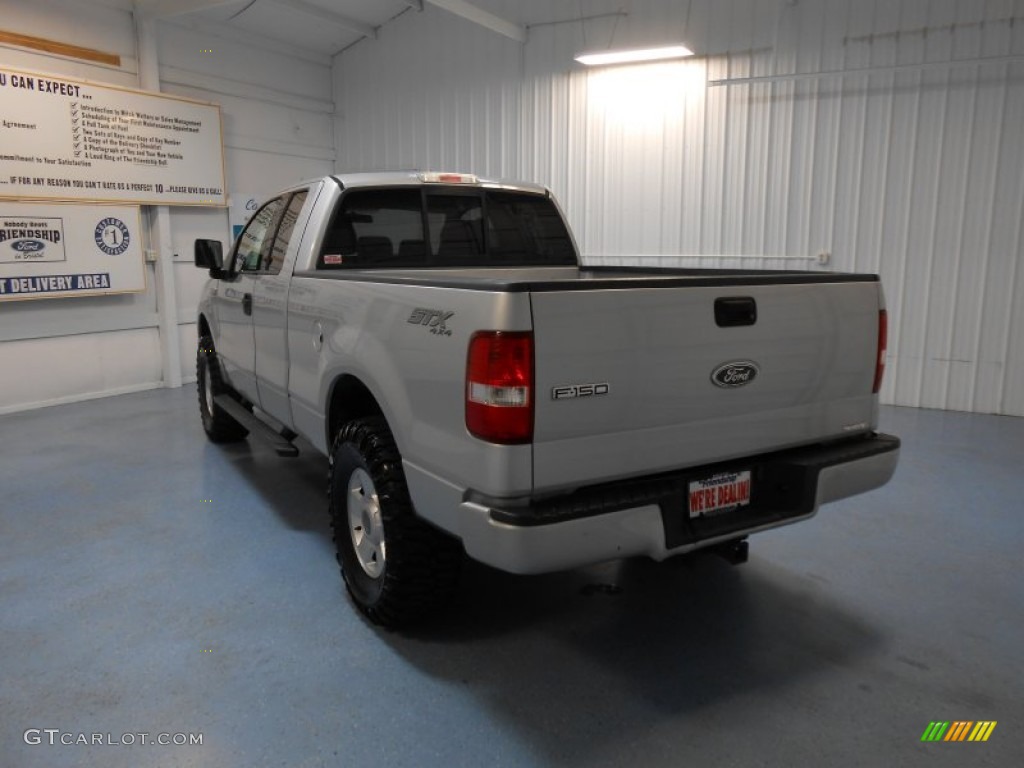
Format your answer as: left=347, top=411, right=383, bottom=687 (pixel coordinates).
left=12, top=239, right=45, bottom=253
left=711, top=361, right=759, bottom=388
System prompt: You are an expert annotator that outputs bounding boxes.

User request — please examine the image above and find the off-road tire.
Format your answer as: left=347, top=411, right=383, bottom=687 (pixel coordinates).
left=197, top=334, right=248, bottom=443
left=329, top=417, right=462, bottom=628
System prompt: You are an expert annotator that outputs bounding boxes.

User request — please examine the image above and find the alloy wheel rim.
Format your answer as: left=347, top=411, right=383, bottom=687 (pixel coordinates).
left=203, top=361, right=215, bottom=415
left=346, top=468, right=386, bottom=578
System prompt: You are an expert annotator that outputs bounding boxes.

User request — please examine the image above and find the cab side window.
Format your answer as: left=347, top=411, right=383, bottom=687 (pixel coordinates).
left=233, top=197, right=285, bottom=273
left=319, top=189, right=424, bottom=268
left=264, top=190, right=309, bottom=275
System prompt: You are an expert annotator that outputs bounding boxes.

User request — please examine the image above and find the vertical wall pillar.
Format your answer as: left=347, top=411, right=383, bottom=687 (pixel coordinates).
left=134, top=11, right=182, bottom=388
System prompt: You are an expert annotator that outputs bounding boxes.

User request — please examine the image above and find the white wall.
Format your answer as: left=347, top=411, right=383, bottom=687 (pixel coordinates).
left=156, top=10, right=335, bottom=387
left=335, top=0, right=1024, bottom=417
left=0, top=0, right=334, bottom=413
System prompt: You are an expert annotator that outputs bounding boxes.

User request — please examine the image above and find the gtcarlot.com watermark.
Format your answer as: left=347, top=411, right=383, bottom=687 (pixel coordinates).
left=24, top=729, right=203, bottom=747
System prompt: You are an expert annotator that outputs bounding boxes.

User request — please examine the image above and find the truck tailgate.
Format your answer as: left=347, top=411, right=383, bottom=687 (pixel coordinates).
left=530, top=278, right=881, bottom=492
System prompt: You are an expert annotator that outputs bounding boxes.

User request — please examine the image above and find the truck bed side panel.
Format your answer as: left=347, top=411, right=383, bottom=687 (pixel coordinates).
left=286, top=277, right=535, bottom=504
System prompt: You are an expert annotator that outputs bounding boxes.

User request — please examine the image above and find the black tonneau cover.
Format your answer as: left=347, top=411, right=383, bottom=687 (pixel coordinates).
left=292, top=265, right=879, bottom=292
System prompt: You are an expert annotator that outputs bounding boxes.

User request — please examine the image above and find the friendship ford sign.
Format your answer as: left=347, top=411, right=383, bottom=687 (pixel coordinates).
left=0, top=216, right=65, bottom=264
left=0, top=203, right=144, bottom=301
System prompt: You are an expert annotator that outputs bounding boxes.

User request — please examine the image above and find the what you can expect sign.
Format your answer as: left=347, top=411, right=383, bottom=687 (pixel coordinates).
left=0, top=67, right=225, bottom=207
left=0, top=203, right=144, bottom=301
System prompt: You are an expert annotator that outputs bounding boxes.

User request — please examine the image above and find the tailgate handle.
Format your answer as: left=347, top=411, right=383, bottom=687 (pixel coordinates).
left=715, top=297, right=757, bottom=327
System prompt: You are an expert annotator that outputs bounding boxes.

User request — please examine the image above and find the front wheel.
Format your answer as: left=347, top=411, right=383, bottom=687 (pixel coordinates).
left=329, top=417, right=462, bottom=628
left=196, top=334, right=248, bottom=443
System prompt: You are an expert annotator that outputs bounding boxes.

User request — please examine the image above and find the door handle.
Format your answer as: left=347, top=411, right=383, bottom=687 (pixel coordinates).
left=714, top=297, right=757, bottom=327
left=243, top=293, right=253, bottom=316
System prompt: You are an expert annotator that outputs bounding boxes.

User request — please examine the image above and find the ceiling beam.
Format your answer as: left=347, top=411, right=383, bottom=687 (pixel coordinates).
left=424, top=0, right=525, bottom=43
left=134, top=0, right=245, bottom=20
left=0, top=29, right=122, bottom=66
left=273, top=0, right=377, bottom=39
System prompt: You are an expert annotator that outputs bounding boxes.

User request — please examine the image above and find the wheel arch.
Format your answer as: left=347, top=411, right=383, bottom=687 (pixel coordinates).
left=325, top=374, right=386, bottom=449
left=197, top=313, right=212, bottom=342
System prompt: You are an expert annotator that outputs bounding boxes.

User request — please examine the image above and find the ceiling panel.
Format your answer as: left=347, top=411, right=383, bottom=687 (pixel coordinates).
left=179, top=0, right=417, bottom=55
left=230, top=2, right=363, bottom=54
left=145, top=0, right=605, bottom=58
left=189, top=0, right=257, bottom=23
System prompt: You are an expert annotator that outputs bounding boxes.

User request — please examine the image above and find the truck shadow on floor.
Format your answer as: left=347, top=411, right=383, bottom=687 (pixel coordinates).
left=212, top=435, right=884, bottom=764
left=204, top=436, right=331, bottom=536
left=381, top=554, right=884, bottom=764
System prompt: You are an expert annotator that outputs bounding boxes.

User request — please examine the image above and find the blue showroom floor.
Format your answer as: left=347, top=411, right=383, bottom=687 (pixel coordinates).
left=1, top=387, right=1021, bottom=767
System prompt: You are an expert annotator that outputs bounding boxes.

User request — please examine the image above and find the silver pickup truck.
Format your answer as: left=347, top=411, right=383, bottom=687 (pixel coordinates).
left=193, top=172, right=899, bottom=627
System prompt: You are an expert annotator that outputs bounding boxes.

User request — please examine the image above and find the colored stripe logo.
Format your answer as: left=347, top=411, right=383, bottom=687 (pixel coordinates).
left=921, top=721, right=997, bottom=742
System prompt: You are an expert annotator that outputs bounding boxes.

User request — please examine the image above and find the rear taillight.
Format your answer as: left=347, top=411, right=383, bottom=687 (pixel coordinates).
left=466, top=331, right=533, bottom=444
left=873, top=309, right=888, bottom=394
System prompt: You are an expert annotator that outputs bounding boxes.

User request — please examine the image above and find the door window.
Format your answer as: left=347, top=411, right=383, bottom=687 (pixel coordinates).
left=233, top=197, right=285, bottom=273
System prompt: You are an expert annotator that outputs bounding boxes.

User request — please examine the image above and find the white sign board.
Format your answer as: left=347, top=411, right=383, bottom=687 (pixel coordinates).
left=0, top=203, right=145, bottom=301
left=0, top=67, right=225, bottom=207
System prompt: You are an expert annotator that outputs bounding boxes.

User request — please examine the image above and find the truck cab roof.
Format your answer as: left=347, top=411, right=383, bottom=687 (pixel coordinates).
left=327, top=171, right=549, bottom=197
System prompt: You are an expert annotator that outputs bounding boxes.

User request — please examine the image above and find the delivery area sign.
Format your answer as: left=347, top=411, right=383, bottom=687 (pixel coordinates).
left=0, top=67, right=225, bottom=207
left=0, top=203, right=144, bottom=301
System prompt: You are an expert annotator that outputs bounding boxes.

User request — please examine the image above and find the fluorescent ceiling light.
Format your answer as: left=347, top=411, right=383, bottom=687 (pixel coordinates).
left=575, top=44, right=694, bottom=67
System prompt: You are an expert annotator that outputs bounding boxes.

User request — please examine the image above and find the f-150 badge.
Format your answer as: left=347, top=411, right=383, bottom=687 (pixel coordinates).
left=711, top=361, right=759, bottom=388
left=552, top=383, right=610, bottom=400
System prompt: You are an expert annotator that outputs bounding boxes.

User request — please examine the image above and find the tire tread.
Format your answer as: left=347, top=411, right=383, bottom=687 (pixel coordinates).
left=197, top=334, right=248, bottom=443
left=329, top=417, right=462, bottom=628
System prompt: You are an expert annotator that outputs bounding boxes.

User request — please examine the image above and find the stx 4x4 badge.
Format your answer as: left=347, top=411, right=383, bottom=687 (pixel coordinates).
left=407, top=307, right=454, bottom=336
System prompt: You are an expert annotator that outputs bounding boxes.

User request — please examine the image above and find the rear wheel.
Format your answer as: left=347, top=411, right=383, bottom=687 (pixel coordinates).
left=196, top=334, right=248, bottom=443
left=329, top=416, right=462, bottom=628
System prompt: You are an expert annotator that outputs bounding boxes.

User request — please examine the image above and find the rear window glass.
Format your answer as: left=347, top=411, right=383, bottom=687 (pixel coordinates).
left=318, top=186, right=575, bottom=269
left=426, top=192, right=484, bottom=261
left=486, top=191, right=577, bottom=263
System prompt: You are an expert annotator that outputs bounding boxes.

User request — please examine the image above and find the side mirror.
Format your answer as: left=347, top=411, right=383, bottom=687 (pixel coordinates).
left=194, top=239, right=225, bottom=278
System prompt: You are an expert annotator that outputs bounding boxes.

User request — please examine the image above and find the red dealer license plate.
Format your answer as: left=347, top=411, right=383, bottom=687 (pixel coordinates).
left=688, top=470, right=752, bottom=518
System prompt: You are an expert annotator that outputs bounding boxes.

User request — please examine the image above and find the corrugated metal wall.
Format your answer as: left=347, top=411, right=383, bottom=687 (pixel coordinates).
left=335, top=0, right=1024, bottom=416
